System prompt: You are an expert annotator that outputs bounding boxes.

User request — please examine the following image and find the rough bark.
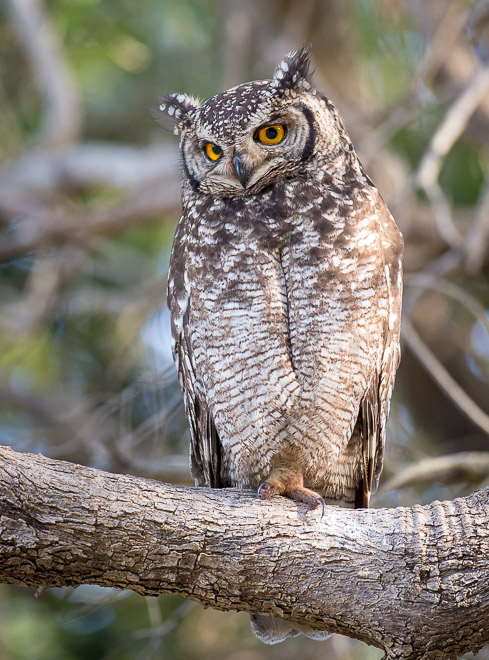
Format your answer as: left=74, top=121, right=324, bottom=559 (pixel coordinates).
left=0, top=446, right=488, bottom=660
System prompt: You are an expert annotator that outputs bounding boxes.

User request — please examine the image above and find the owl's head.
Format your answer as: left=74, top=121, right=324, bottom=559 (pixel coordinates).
left=159, top=48, right=351, bottom=196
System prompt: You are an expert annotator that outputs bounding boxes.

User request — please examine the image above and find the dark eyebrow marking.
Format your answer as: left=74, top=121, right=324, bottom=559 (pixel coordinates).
left=181, top=139, right=200, bottom=190
left=299, top=105, right=316, bottom=161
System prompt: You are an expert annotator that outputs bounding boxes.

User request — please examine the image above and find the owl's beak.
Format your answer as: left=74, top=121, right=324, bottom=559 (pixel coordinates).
left=232, top=153, right=251, bottom=189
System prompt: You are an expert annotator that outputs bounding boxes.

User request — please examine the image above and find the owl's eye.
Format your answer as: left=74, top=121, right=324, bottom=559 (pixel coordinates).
left=204, top=143, right=223, bottom=161
left=255, top=124, right=286, bottom=145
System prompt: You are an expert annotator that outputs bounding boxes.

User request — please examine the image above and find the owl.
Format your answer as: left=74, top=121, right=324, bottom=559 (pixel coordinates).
left=160, top=48, right=403, bottom=643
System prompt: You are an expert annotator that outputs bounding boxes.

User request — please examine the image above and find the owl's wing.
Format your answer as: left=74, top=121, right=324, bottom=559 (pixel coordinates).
left=360, top=202, right=403, bottom=505
left=177, top=311, right=223, bottom=488
left=168, top=221, right=223, bottom=489
left=359, top=380, right=378, bottom=507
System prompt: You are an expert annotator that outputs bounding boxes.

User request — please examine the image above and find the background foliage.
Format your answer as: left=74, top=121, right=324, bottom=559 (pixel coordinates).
left=1, top=0, right=488, bottom=658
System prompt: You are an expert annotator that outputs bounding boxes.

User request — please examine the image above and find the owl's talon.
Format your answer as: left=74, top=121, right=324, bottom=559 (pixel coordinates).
left=285, top=486, right=325, bottom=514
left=301, top=494, right=325, bottom=515
left=257, top=481, right=277, bottom=500
left=314, top=497, right=326, bottom=518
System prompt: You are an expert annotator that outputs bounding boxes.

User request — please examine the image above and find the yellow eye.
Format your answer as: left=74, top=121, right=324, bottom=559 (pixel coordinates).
left=205, top=143, right=223, bottom=161
left=256, top=124, right=286, bottom=145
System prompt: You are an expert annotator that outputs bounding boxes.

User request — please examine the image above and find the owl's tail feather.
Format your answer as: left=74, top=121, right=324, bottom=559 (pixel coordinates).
left=250, top=614, right=332, bottom=644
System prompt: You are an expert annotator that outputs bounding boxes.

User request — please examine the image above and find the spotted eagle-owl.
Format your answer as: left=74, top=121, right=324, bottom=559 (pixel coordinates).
left=159, top=48, right=403, bottom=643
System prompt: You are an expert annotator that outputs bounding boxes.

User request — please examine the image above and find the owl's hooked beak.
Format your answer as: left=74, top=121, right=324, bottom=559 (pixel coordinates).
left=232, top=153, right=251, bottom=189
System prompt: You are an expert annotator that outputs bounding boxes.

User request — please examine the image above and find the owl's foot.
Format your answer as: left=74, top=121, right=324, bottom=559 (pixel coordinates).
left=257, top=480, right=281, bottom=500
left=288, top=488, right=325, bottom=517
left=257, top=477, right=325, bottom=516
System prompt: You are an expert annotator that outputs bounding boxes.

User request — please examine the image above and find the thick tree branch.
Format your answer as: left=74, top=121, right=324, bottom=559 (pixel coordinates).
left=0, top=446, right=488, bottom=660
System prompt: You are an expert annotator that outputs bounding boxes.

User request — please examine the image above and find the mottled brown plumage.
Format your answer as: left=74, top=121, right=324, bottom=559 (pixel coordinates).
left=160, top=48, right=403, bottom=643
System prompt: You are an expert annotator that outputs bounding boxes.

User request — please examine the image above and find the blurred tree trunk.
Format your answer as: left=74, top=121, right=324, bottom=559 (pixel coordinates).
left=0, top=446, right=488, bottom=660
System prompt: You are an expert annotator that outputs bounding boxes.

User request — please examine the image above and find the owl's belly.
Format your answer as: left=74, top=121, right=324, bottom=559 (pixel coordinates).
left=186, top=224, right=386, bottom=502
left=190, top=277, right=303, bottom=469
left=189, top=280, right=379, bottom=502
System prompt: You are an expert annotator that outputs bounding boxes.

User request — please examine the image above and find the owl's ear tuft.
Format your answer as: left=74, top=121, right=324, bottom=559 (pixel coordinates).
left=155, top=93, right=201, bottom=134
left=273, top=46, right=314, bottom=93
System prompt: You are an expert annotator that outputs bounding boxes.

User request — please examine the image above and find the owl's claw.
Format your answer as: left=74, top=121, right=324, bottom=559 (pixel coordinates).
left=287, top=488, right=325, bottom=516
left=257, top=481, right=280, bottom=500
left=257, top=480, right=325, bottom=516
left=315, top=496, right=326, bottom=518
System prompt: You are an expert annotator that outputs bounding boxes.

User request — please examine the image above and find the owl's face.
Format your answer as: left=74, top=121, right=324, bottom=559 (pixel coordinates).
left=180, top=89, right=316, bottom=196
left=159, top=48, right=350, bottom=197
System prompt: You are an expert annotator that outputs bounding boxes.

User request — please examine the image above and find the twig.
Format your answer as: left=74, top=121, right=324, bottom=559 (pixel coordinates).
left=357, top=105, right=417, bottom=168
left=0, top=144, right=177, bottom=197
left=0, top=184, right=179, bottom=263
left=417, top=65, right=489, bottom=174
left=415, top=0, right=470, bottom=85
left=416, top=64, right=489, bottom=246
left=402, top=247, right=463, bottom=316
left=0, top=376, right=113, bottom=464
left=403, top=317, right=489, bottom=436
left=0, top=377, right=71, bottom=431
left=102, top=600, right=196, bottom=660
left=383, top=451, right=489, bottom=492
left=131, top=601, right=195, bottom=641
left=7, top=248, right=86, bottom=336
left=466, top=2, right=489, bottom=64
left=405, top=272, right=489, bottom=336
left=464, top=172, right=489, bottom=272
left=359, top=0, right=469, bottom=166
left=4, top=0, right=82, bottom=147
left=1, top=366, right=190, bottom=483
left=422, top=181, right=463, bottom=247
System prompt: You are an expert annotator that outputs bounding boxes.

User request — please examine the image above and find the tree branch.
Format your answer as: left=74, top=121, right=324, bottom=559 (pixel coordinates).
left=5, top=0, right=82, bottom=148
left=0, top=144, right=178, bottom=199
left=0, top=183, right=178, bottom=263
left=0, top=143, right=180, bottom=261
left=382, top=451, right=489, bottom=491
left=415, top=63, right=489, bottom=247
left=402, top=317, right=489, bottom=436
left=0, top=446, right=488, bottom=659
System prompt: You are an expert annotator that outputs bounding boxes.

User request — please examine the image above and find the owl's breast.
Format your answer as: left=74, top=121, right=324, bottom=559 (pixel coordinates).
left=173, top=184, right=393, bottom=490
